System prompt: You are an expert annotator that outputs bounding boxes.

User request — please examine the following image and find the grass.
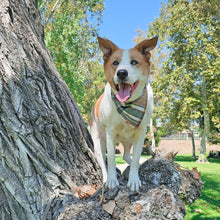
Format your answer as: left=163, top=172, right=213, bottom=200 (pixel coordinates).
left=115, top=154, right=220, bottom=220
left=115, top=154, right=151, bottom=165
left=115, top=155, right=128, bottom=165
left=175, top=155, right=220, bottom=220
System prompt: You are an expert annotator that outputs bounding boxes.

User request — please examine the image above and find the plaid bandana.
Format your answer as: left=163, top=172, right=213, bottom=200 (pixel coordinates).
left=111, top=86, right=148, bottom=128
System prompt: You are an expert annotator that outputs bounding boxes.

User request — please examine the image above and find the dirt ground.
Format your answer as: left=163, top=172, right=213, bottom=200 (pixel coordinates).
left=117, top=139, right=220, bottom=155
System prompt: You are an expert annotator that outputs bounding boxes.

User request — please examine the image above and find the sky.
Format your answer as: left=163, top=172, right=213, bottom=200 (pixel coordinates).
left=98, top=0, right=167, bottom=49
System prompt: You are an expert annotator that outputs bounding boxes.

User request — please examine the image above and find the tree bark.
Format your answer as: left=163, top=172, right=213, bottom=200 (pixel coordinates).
left=150, top=118, right=155, bottom=151
left=198, top=74, right=209, bottom=162
left=189, top=128, right=196, bottom=159
left=191, top=130, right=196, bottom=159
left=0, top=0, right=102, bottom=219
left=57, top=154, right=203, bottom=220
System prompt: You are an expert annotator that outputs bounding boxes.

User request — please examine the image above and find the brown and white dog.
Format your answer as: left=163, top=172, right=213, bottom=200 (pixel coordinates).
left=90, top=36, right=158, bottom=191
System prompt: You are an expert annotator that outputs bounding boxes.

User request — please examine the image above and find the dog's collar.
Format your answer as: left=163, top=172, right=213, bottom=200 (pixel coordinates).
left=111, top=85, right=148, bottom=128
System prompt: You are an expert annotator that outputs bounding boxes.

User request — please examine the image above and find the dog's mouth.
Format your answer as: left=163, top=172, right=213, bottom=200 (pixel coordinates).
left=114, top=81, right=139, bottom=102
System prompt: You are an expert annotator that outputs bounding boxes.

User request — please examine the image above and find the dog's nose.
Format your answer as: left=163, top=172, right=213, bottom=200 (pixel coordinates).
left=117, top=69, right=128, bottom=81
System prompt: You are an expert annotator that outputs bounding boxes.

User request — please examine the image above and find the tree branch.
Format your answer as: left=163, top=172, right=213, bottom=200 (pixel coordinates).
left=44, top=0, right=68, bottom=29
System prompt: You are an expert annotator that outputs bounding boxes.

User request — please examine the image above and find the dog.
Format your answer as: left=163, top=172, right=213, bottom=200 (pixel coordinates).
left=90, top=36, right=158, bottom=191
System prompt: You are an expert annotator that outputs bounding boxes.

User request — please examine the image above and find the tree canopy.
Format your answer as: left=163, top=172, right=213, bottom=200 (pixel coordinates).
left=39, top=0, right=105, bottom=122
left=135, top=0, right=220, bottom=147
left=39, top=0, right=219, bottom=147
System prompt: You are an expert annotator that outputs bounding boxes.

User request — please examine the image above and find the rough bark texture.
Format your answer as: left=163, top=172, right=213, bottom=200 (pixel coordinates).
left=177, top=166, right=203, bottom=204
left=58, top=154, right=203, bottom=220
left=0, top=0, right=102, bottom=219
left=0, top=1, right=203, bottom=219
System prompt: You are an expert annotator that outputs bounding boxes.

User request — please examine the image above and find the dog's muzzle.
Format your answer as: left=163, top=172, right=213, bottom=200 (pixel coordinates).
left=117, top=69, right=128, bottom=82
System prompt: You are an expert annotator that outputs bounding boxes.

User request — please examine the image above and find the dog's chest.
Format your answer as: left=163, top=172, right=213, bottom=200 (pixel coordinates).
left=114, top=122, right=136, bottom=142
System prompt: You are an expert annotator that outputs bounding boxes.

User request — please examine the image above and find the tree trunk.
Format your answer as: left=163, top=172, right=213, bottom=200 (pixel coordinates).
left=198, top=74, right=209, bottom=162
left=190, top=129, right=196, bottom=159
left=0, top=1, right=102, bottom=219
left=150, top=118, right=156, bottom=151
left=188, top=111, right=196, bottom=159
left=197, top=130, right=209, bottom=162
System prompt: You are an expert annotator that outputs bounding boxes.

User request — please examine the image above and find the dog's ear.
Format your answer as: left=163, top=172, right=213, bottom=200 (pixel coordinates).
left=97, top=36, right=118, bottom=59
left=135, top=36, right=158, bottom=57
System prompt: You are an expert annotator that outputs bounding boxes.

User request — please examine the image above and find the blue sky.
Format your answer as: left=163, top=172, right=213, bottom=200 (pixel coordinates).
left=98, top=0, right=166, bottom=49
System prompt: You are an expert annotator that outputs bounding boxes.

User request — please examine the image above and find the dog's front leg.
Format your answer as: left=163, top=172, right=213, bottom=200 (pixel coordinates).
left=127, top=132, right=145, bottom=191
left=105, top=127, right=119, bottom=189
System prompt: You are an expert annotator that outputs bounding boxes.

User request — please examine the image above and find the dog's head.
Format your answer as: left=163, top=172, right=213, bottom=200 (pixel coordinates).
left=98, top=36, right=158, bottom=102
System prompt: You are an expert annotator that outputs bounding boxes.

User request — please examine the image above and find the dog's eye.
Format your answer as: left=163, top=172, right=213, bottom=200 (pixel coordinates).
left=131, top=60, right=138, bottom=65
left=112, top=60, right=119, bottom=66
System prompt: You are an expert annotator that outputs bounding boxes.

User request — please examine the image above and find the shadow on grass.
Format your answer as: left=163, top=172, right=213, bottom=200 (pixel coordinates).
left=200, top=173, right=220, bottom=206
left=187, top=175, right=220, bottom=220
left=174, top=155, right=220, bottom=164
left=175, top=155, right=220, bottom=219
left=174, top=155, right=197, bottom=163
left=191, top=216, right=220, bottom=220
left=189, top=187, right=220, bottom=220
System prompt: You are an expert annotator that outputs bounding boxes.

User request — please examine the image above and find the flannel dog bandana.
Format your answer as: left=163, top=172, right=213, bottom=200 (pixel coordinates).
left=111, top=86, right=148, bottom=128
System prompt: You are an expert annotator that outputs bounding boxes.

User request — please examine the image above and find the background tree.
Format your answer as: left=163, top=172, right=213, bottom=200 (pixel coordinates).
left=135, top=0, right=220, bottom=160
left=39, top=0, right=105, bottom=122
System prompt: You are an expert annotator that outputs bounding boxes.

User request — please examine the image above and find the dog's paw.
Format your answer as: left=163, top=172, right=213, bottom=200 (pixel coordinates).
left=105, top=176, right=119, bottom=189
left=127, top=176, right=142, bottom=191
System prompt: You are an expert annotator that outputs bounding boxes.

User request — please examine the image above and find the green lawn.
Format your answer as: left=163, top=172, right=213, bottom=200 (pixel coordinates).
left=116, top=154, right=220, bottom=220
left=175, top=155, right=220, bottom=220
